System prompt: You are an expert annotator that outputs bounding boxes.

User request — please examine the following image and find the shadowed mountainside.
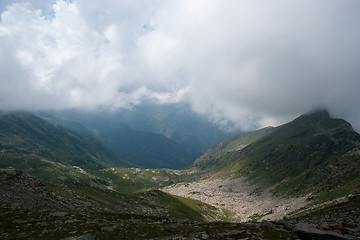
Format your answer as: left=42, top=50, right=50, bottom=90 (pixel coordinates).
left=37, top=103, right=234, bottom=169
left=0, top=111, right=128, bottom=169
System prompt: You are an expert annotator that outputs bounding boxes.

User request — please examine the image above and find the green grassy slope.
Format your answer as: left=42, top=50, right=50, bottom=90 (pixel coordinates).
left=0, top=153, right=219, bottom=222
left=193, top=127, right=275, bottom=174
left=0, top=167, right=220, bottom=222
left=194, top=109, right=360, bottom=200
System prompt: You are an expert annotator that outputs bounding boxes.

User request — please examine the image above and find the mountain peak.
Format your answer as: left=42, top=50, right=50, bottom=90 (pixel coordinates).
left=289, top=108, right=331, bottom=126
left=303, top=108, right=330, bottom=119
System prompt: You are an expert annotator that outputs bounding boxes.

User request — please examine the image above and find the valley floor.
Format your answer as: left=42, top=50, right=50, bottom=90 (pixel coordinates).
left=162, top=178, right=307, bottom=222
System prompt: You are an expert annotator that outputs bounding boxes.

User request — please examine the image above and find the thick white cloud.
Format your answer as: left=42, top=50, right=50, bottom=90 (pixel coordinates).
left=1, top=0, right=360, bottom=131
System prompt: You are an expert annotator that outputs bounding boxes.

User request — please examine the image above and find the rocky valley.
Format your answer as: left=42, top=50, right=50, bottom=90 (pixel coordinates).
left=0, top=110, right=360, bottom=239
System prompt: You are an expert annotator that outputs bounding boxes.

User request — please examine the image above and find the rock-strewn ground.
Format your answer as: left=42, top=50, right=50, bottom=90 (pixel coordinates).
left=1, top=168, right=359, bottom=239
left=162, top=178, right=307, bottom=222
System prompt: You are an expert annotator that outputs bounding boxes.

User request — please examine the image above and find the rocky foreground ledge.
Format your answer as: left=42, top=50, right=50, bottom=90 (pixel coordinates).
left=1, top=207, right=359, bottom=240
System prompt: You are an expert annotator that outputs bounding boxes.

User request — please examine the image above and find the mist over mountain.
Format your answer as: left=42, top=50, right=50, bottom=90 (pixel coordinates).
left=37, top=103, right=234, bottom=168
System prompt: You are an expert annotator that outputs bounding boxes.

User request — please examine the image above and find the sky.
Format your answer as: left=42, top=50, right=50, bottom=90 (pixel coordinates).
left=0, top=0, right=359, bottom=131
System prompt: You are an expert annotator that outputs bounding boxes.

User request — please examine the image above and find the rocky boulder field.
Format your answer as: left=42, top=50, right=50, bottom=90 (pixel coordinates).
left=162, top=178, right=307, bottom=222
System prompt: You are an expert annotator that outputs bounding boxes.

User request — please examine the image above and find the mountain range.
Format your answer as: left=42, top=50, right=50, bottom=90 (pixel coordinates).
left=0, top=108, right=359, bottom=239
left=37, top=103, right=233, bottom=169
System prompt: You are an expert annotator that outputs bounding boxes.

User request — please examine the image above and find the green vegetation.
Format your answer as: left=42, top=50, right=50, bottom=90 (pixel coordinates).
left=0, top=155, right=111, bottom=188
left=221, top=208, right=237, bottom=222
left=193, top=109, right=360, bottom=202
left=250, top=210, right=273, bottom=221
left=171, top=195, right=220, bottom=220
left=0, top=154, right=199, bottom=194
left=192, top=127, right=274, bottom=175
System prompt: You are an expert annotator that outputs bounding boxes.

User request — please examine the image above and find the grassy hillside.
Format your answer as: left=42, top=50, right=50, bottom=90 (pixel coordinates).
left=193, top=127, right=275, bottom=173
left=0, top=168, right=220, bottom=219
left=0, top=111, right=128, bottom=169
left=194, top=109, right=360, bottom=200
left=0, top=168, right=302, bottom=240
left=0, top=155, right=202, bottom=195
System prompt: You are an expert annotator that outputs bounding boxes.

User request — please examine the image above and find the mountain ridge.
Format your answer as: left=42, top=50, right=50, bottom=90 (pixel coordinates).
left=0, top=111, right=128, bottom=169
left=191, top=109, right=360, bottom=199
left=37, top=103, right=234, bottom=169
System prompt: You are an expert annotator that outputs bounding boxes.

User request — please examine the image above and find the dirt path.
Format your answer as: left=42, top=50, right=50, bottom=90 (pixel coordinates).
left=162, top=178, right=307, bottom=222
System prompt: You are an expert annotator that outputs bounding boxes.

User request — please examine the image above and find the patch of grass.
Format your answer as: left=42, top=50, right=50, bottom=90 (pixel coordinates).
left=0, top=155, right=110, bottom=189
left=170, top=195, right=220, bottom=221
left=189, top=191, right=200, bottom=195
left=220, top=208, right=237, bottom=222
left=249, top=210, right=273, bottom=221
left=97, top=167, right=197, bottom=194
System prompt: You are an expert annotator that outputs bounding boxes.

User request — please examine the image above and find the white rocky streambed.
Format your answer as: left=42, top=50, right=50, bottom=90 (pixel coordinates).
left=161, top=178, right=307, bottom=222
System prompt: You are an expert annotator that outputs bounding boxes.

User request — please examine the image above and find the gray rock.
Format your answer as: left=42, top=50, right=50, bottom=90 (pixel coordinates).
left=51, top=211, right=68, bottom=217
left=78, top=234, right=97, bottom=240
left=62, top=234, right=96, bottom=240
left=201, top=233, right=209, bottom=239
left=101, top=225, right=117, bottom=231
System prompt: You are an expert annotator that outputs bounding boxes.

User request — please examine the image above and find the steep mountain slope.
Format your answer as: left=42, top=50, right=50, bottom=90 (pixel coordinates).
left=0, top=112, right=128, bottom=169
left=37, top=103, right=233, bottom=169
left=85, top=123, right=198, bottom=169
left=111, top=103, right=233, bottom=152
left=194, top=127, right=275, bottom=173
left=194, top=109, right=360, bottom=199
left=37, top=111, right=201, bottom=169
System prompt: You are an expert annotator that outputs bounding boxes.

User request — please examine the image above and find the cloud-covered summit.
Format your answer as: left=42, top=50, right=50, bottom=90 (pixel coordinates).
left=1, top=0, right=359, bottom=131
